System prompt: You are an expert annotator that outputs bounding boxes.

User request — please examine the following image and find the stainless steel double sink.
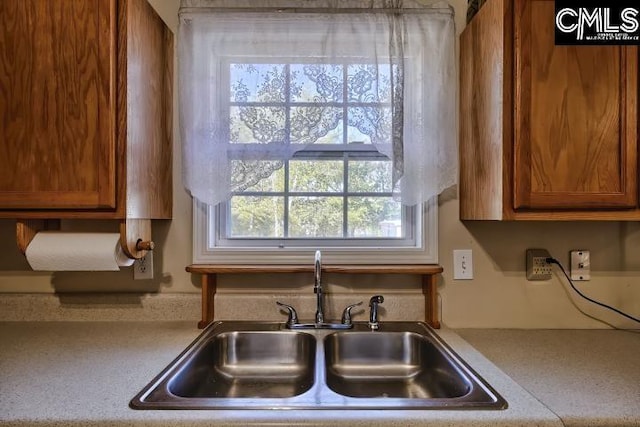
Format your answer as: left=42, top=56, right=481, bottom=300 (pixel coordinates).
left=130, top=321, right=506, bottom=410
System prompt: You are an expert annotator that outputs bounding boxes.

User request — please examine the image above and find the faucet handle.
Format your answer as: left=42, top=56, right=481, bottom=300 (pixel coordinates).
left=341, top=301, right=363, bottom=325
left=276, top=301, right=299, bottom=327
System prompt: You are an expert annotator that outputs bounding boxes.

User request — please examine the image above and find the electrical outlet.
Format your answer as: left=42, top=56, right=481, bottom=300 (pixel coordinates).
left=570, top=250, right=590, bottom=281
left=526, top=249, right=552, bottom=280
left=453, top=249, right=473, bottom=280
left=134, top=252, right=154, bottom=280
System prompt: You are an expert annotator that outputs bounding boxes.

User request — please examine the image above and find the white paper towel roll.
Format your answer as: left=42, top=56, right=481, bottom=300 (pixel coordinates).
left=25, top=232, right=135, bottom=271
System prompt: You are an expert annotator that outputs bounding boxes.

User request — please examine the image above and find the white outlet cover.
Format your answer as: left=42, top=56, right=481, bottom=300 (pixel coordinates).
left=570, top=250, right=590, bottom=281
left=453, top=249, right=473, bottom=280
left=134, top=252, right=154, bottom=280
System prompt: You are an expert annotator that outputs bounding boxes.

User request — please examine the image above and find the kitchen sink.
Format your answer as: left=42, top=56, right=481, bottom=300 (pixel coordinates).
left=324, top=331, right=471, bottom=399
left=169, top=331, right=315, bottom=398
left=130, top=321, right=507, bottom=410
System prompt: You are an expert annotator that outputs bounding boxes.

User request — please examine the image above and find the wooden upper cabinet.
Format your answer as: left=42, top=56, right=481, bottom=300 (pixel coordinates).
left=460, top=0, right=639, bottom=220
left=0, top=0, right=173, bottom=219
left=0, top=0, right=116, bottom=210
left=513, top=0, right=638, bottom=210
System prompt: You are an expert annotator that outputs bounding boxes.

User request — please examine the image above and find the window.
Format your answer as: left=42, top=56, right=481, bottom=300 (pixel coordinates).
left=181, top=3, right=456, bottom=264
left=223, top=61, right=411, bottom=242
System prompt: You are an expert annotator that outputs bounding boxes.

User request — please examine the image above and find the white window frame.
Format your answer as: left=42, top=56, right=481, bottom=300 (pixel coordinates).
left=192, top=196, right=437, bottom=264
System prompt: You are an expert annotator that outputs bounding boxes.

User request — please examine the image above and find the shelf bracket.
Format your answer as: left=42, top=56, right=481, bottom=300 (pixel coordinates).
left=422, top=274, right=441, bottom=329
left=198, top=274, right=217, bottom=329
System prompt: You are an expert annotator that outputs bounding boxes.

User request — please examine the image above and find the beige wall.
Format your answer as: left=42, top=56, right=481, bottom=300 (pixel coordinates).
left=0, top=0, right=638, bottom=329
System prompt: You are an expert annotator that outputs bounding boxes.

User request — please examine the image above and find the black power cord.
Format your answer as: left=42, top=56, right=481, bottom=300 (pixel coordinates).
left=546, top=257, right=640, bottom=325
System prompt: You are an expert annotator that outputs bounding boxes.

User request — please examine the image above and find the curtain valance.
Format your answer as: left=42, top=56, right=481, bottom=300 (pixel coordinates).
left=179, top=0, right=457, bottom=207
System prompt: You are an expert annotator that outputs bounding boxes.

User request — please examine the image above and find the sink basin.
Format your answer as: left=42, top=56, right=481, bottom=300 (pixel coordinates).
left=131, top=321, right=506, bottom=410
left=169, top=331, right=315, bottom=398
left=324, top=331, right=470, bottom=399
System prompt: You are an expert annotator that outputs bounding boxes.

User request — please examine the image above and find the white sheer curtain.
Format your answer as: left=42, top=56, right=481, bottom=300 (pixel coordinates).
left=179, top=0, right=456, bottom=207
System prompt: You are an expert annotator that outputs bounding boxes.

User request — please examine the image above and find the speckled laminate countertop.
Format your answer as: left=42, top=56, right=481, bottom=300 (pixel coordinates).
left=0, top=321, right=561, bottom=427
left=457, top=329, right=640, bottom=427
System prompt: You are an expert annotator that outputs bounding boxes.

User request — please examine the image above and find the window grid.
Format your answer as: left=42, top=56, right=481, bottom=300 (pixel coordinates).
left=225, top=59, right=404, bottom=241
left=227, top=154, right=401, bottom=240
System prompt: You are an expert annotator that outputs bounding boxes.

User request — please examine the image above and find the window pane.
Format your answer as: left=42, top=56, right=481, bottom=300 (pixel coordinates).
left=347, top=64, right=392, bottom=103
left=348, top=160, right=392, bottom=193
left=230, top=107, right=286, bottom=144
left=231, top=161, right=284, bottom=192
left=289, top=197, right=343, bottom=238
left=229, top=196, right=284, bottom=238
left=290, top=160, right=343, bottom=193
left=230, top=64, right=286, bottom=103
left=290, top=107, right=343, bottom=144
left=348, top=197, right=402, bottom=238
left=346, top=124, right=373, bottom=145
left=290, top=64, right=343, bottom=102
left=347, top=106, right=391, bottom=145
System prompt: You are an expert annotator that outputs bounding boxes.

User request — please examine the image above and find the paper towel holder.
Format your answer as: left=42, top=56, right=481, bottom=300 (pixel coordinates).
left=16, top=218, right=154, bottom=260
left=16, top=219, right=61, bottom=254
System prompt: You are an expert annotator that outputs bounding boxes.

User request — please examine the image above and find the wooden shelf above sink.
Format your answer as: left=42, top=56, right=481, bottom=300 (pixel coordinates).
left=186, top=264, right=443, bottom=330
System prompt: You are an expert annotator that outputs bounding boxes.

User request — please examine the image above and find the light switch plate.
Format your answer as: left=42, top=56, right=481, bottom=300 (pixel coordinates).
left=453, top=249, right=473, bottom=280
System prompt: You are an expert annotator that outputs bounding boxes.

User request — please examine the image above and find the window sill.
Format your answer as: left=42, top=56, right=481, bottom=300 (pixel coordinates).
left=186, top=264, right=443, bottom=329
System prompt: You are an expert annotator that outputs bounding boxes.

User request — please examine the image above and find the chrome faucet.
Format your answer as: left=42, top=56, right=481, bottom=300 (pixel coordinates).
left=276, top=250, right=363, bottom=329
left=368, top=295, right=384, bottom=330
left=314, top=250, right=324, bottom=324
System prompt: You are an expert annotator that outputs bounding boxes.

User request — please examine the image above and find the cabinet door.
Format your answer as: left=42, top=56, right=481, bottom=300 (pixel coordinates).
left=513, top=0, right=638, bottom=210
left=0, top=0, right=116, bottom=209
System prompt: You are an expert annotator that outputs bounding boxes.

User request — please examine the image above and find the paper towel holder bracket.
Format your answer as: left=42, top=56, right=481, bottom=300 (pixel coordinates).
left=119, top=219, right=154, bottom=260
left=16, top=219, right=61, bottom=254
